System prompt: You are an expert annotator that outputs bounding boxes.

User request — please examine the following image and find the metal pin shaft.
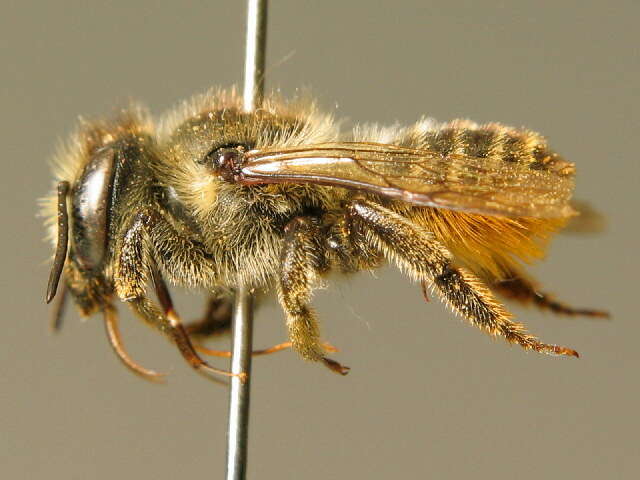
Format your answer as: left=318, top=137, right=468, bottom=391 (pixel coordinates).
left=226, top=284, right=254, bottom=480
left=225, top=1, right=268, bottom=479
left=242, top=0, right=268, bottom=113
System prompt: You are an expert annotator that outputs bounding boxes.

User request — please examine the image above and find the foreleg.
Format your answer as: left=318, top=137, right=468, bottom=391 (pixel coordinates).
left=103, top=304, right=166, bottom=382
left=114, top=209, right=242, bottom=382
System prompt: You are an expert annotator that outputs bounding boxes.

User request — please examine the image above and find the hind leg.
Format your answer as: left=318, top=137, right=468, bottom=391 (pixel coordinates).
left=348, top=199, right=578, bottom=357
left=492, top=269, right=609, bottom=318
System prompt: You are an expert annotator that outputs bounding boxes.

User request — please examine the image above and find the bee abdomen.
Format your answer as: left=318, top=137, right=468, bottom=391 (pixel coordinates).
left=421, top=121, right=574, bottom=174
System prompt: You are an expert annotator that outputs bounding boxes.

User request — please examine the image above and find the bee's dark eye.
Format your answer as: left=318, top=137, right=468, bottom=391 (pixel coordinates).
left=203, top=143, right=248, bottom=181
left=213, top=148, right=239, bottom=169
left=203, top=143, right=248, bottom=169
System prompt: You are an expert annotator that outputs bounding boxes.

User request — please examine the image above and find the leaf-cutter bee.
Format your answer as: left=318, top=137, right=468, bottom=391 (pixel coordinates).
left=43, top=87, right=607, bottom=382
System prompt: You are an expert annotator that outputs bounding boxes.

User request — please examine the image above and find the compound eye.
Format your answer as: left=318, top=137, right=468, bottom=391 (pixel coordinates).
left=203, top=143, right=248, bottom=181
left=215, top=148, right=242, bottom=170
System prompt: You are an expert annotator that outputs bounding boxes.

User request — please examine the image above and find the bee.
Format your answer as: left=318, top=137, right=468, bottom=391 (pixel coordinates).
left=43, top=87, right=607, bottom=382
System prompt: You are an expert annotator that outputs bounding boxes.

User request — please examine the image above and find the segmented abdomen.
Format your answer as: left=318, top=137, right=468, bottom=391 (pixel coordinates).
left=420, top=120, right=574, bottom=175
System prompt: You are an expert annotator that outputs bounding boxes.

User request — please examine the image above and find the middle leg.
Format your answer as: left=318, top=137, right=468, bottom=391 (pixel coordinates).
left=183, top=293, right=328, bottom=359
left=277, top=217, right=349, bottom=375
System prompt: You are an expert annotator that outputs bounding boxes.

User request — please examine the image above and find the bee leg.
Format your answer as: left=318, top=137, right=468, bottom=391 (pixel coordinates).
left=492, top=269, right=609, bottom=318
left=123, top=287, right=241, bottom=384
left=114, top=210, right=243, bottom=383
left=348, top=199, right=579, bottom=358
left=186, top=295, right=327, bottom=358
left=196, top=341, right=337, bottom=358
left=150, top=266, right=246, bottom=382
left=277, top=217, right=350, bottom=375
left=102, top=304, right=166, bottom=382
left=185, top=295, right=233, bottom=337
left=114, top=210, right=218, bottom=302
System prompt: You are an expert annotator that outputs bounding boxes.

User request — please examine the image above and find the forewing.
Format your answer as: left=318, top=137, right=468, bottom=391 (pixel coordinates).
left=241, top=142, right=576, bottom=218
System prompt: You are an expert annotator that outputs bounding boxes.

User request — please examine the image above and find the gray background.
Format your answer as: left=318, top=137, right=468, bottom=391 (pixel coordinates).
left=2, top=1, right=638, bottom=479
